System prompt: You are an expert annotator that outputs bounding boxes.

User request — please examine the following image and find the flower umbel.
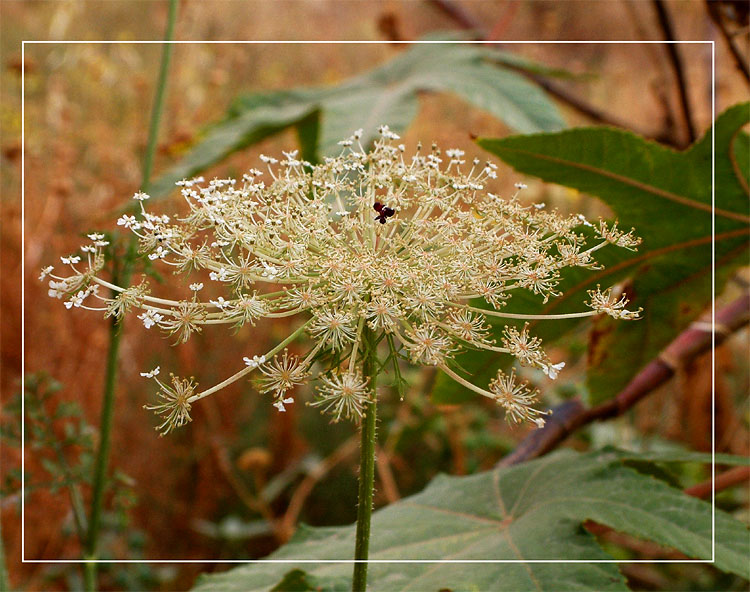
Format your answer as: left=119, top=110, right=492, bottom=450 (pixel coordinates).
left=258, top=350, right=309, bottom=400
left=587, top=285, right=643, bottom=320
left=46, top=126, right=642, bottom=431
left=310, top=371, right=371, bottom=422
left=143, top=373, right=196, bottom=436
left=489, top=369, right=550, bottom=428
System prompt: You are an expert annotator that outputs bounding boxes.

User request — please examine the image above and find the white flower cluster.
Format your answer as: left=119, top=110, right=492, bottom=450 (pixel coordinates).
left=44, top=126, right=641, bottom=433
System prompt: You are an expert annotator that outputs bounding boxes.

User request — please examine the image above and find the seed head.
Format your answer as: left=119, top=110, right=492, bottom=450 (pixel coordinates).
left=587, top=285, right=642, bottom=320
left=489, top=369, right=550, bottom=427
left=309, top=371, right=371, bottom=422
left=143, top=374, right=196, bottom=436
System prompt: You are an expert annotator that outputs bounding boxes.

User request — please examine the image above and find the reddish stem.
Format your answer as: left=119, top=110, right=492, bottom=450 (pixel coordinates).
left=684, top=466, right=750, bottom=499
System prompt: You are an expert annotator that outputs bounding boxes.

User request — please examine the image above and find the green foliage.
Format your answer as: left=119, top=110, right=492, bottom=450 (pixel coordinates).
left=434, top=102, right=750, bottom=405
left=3, top=374, right=93, bottom=507
left=2, top=373, right=157, bottom=589
left=148, top=43, right=564, bottom=198
left=190, top=449, right=749, bottom=591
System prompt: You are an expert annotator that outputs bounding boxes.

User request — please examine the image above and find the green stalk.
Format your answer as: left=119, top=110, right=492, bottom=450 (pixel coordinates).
left=352, top=324, right=377, bottom=591
left=140, top=0, right=178, bottom=193
left=83, top=265, right=126, bottom=591
left=0, top=515, right=9, bottom=592
left=83, top=2, right=177, bottom=589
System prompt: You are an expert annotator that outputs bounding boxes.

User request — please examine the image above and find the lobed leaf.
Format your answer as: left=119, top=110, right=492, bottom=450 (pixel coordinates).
left=191, top=449, right=749, bottom=591
left=149, top=43, right=565, bottom=198
left=433, top=102, right=750, bottom=404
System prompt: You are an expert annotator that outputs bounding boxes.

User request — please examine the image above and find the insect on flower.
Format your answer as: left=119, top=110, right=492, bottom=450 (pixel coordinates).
left=373, top=202, right=395, bottom=224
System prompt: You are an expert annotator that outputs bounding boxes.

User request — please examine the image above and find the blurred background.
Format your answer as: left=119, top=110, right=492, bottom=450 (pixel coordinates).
left=1, top=1, right=748, bottom=590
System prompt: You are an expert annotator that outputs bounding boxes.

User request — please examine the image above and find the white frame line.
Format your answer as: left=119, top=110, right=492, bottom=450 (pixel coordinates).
left=710, top=38, right=716, bottom=565
left=20, top=38, right=717, bottom=566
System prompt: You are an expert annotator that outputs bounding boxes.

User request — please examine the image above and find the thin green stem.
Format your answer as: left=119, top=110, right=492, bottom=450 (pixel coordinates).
left=83, top=268, right=125, bottom=590
left=84, top=2, right=177, bottom=589
left=187, top=319, right=312, bottom=404
left=0, top=514, right=9, bottom=592
left=438, top=363, right=495, bottom=401
left=352, top=324, right=377, bottom=592
left=385, top=333, right=406, bottom=401
left=457, top=303, right=597, bottom=321
left=140, top=1, right=177, bottom=193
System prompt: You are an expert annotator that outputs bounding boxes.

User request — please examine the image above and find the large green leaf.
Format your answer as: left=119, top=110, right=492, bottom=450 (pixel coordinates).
left=191, top=449, right=748, bottom=591
left=433, top=102, right=750, bottom=405
left=149, top=43, right=565, bottom=198
left=148, top=89, right=323, bottom=198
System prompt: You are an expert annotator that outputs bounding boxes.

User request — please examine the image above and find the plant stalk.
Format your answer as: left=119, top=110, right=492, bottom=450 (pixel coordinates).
left=0, top=514, right=9, bottom=592
left=140, top=0, right=178, bottom=192
left=352, top=324, right=377, bottom=591
left=83, top=265, right=126, bottom=590
left=83, top=2, right=177, bottom=589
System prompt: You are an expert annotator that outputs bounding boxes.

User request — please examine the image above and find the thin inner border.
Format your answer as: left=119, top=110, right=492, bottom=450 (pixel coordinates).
left=20, top=39, right=717, bottom=565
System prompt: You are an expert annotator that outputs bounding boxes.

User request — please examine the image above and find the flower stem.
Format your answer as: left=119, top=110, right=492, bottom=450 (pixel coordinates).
left=352, top=324, right=377, bottom=591
left=459, top=303, right=597, bottom=320
left=83, top=2, right=177, bottom=589
left=83, top=273, right=125, bottom=590
left=0, top=516, right=9, bottom=592
left=140, top=2, right=177, bottom=191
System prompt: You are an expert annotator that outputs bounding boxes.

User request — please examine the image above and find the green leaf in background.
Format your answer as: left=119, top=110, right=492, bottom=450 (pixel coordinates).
left=191, top=449, right=748, bottom=591
left=149, top=43, right=565, bottom=198
left=148, top=89, right=322, bottom=198
left=433, top=102, right=750, bottom=405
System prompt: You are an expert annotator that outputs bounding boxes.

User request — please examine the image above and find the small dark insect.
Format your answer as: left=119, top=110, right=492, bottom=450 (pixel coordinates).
left=373, top=202, right=395, bottom=224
